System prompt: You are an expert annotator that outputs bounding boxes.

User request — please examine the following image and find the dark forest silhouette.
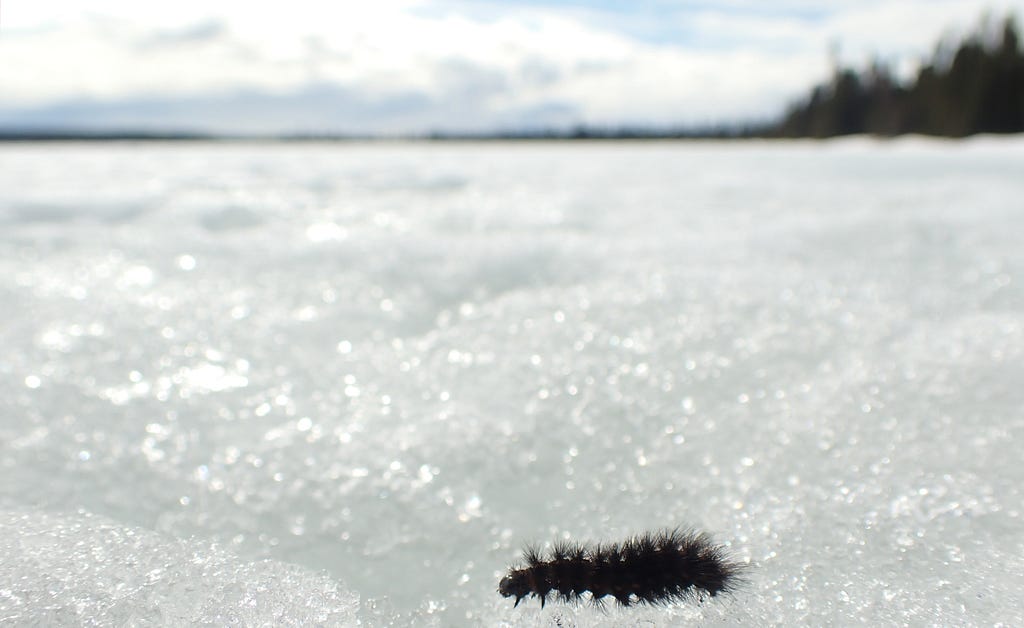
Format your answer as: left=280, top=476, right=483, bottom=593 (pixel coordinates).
left=771, top=14, right=1024, bottom=138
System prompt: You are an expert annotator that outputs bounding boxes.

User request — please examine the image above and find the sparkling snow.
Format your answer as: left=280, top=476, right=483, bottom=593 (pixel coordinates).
left=1, top=138, right=1022, bottom=626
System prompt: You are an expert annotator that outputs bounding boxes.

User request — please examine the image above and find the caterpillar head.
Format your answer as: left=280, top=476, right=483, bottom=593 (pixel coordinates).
left=498, top=569, right=530, bottom=607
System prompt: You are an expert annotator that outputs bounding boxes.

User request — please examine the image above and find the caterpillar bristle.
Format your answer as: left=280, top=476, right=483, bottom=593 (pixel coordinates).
left=498, top=527, right=744, bottom=609
left=524, top=545, right=543, bottom=568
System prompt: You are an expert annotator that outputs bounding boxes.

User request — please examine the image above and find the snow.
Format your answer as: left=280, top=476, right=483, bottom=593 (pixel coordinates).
left=1, top=137, right=1022, bottom=626
left=0, top=510, right=358, bottom=626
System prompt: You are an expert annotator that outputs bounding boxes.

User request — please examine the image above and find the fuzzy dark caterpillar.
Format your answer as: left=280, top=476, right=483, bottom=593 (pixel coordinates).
left=498, top=528, right=743, bottom=608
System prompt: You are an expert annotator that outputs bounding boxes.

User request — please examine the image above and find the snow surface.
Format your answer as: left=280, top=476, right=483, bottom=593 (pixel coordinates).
left=1, top=137, right=1022, bottom=626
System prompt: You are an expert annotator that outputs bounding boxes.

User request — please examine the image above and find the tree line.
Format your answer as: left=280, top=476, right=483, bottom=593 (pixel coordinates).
left=770, top=14, right=1024, bottom=138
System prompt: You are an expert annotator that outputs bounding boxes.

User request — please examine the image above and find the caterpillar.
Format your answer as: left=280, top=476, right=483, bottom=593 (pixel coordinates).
left=498, top=527, right=743, bottom=608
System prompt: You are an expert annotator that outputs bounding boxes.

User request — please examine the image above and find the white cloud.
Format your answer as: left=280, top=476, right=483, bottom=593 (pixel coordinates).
left=1, top=0, right=1022, bottom=132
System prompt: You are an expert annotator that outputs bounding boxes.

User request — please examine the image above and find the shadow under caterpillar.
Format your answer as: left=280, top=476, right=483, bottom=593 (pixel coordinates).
left=498, top=527, right=743, bottom=608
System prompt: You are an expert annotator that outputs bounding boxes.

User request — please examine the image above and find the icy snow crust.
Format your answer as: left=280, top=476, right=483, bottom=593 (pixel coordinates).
left=0, top=510, right=358, bottom=626
left=1, top=138, right=1022, bottom=626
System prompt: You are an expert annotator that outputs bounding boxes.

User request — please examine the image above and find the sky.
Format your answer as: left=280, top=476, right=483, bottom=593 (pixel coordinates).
left=1, top=0, right=1022, bottom=135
